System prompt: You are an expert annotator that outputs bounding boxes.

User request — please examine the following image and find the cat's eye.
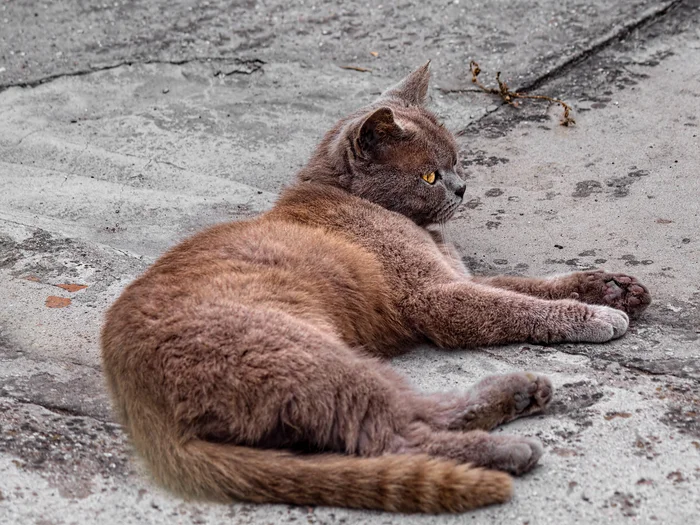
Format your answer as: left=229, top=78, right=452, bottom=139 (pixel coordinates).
left=421, top=171, right=436, bottom=184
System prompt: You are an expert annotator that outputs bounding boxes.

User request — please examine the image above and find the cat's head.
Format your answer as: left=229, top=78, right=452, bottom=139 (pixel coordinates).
left=301, top=62, right=466, bottom=226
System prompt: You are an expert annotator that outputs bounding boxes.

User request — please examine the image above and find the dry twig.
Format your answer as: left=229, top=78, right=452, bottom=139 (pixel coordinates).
left=469, top=60, right=575, bottom=126
left=339, top=65, right=372, bottom=73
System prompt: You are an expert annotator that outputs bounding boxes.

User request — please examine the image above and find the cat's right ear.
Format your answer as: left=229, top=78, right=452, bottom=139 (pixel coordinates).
left=355, top=107, right=402, bottom=157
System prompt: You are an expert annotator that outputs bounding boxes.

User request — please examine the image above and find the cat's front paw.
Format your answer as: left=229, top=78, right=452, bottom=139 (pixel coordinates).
left=573, top=270, right=651, bottom=318
left=568, top=304, right=629, bottom=343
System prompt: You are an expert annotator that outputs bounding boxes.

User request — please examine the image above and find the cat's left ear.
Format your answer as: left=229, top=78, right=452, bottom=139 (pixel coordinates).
left=379, top=61, right=431, bottom=106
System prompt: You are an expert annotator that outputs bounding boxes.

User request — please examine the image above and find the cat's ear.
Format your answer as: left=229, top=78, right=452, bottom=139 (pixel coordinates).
left=355, top=107, right=402, bottom=156
left=379, top=61, right=431, bottom=106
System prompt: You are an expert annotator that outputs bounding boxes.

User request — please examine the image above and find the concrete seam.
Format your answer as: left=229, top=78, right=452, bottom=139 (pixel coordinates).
left=5, top=395, right=111, bottom=422
left=518, top=0, right=684, bottom=93
left=0, top=56, right=265, bottom=93
left=457, top=0, right=685, bottom=133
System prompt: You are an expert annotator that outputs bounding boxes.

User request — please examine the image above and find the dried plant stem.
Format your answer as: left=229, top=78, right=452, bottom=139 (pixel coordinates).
left=339, top=65, right=372, bottom=73
left=469, top=60, right=575, bottom=126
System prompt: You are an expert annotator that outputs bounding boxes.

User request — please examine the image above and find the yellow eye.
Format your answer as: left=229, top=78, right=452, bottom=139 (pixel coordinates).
left=422, top=171, right=436, bottom=184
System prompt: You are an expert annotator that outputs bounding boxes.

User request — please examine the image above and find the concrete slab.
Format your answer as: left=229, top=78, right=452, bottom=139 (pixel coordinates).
left=0, top=0, right=681, bottom=89
left=1, top=0, right=699, bottom=523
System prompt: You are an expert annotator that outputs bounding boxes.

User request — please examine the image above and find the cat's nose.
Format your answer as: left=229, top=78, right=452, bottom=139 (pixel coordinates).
left=455, top=183, right=466, bottom=199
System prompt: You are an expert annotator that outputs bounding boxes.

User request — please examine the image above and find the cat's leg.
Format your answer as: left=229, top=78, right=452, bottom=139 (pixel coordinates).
left=399, top=424, right=543, bottom=476
left=423, top=372, right=553, bottom=432
left=471, top=270, right=651, bottom=318
left=163, top=304, right=424, bottom=457
left=402, top=280, right=629, bottom=347
left=382, top=379, right=546, bottom=475
left=163, top=304, right=543, bottom=474
left=233, top=339, right=543, bottom=475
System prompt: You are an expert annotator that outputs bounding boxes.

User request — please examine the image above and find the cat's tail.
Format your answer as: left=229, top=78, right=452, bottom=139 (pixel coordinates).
left=134, top=420, right=512, bottom=513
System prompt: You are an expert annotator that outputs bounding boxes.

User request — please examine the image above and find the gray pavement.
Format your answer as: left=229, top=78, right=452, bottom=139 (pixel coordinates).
left=1, top=0, right=699, bottom=523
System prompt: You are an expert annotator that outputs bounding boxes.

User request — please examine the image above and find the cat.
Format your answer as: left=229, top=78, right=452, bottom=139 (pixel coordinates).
left=101, top=62, right=651, bottom=513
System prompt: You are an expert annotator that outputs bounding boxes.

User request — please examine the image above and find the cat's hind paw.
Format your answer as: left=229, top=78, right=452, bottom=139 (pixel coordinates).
left=513, top=373, right=553, bottom=417
left=486, top=435, right=543, bottom=475
left=451, top=372, right=554, bottom=430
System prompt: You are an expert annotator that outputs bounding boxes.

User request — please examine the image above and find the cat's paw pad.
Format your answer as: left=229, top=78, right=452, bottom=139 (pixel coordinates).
left=570, top=304, right=629, bottom=343
left=578, top=270, right=651, bottom=318
left=513, top=373, right=553, bottom=416
left=487, top=435, right=543, bottom=475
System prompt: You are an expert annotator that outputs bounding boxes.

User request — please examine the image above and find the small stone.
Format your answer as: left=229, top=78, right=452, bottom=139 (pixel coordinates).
left=607, top=362, right=622, bottom=374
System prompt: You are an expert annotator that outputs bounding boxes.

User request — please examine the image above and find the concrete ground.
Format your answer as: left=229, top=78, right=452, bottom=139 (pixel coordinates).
left=1, top=0, right=699, bottom=523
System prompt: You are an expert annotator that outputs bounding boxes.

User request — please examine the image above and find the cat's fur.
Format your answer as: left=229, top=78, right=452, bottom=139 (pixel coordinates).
left=101, top=63, right=651, bottom=513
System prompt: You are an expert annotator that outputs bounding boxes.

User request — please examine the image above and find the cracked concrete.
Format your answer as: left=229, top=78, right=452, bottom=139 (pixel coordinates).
left=512, top=0, right=684, bottom=93
left=0, top=56, right=267, bottom=93
left=1, top=0, right=699, bottom=523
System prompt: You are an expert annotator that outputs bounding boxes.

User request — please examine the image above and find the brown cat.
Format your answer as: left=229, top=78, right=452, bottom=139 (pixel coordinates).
left=101, top=63, right=651, bottom=513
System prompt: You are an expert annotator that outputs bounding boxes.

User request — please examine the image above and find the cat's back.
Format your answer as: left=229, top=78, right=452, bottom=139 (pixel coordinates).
left=103, top=208, right=409, bottom=355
